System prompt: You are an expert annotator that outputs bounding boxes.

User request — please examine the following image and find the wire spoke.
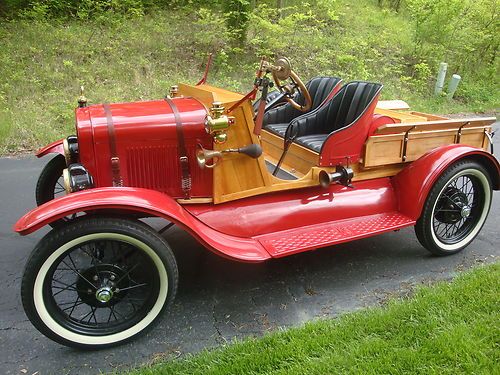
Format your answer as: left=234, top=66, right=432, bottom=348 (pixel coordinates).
left=114, top=263, right=140, bottom=285
left=68, top=297, right=82, bottom=317
left=107, top=308, right=114, bottom=323
left=61, top=259, right=95, bottom=290
left=62, top=300, right=85, bottom=313
left=78, top=308, right=94, bottom=323
left=116, top=283, right=148, bottom=292
left=51, top=279, right=80, bottom=296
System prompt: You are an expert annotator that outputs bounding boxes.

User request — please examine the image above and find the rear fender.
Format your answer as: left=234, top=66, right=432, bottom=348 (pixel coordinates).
left=14, top=187, right=270, bottom=262
left=35, top=138, right=64, bottom=158
left=393, top=144, right=500, bottom=220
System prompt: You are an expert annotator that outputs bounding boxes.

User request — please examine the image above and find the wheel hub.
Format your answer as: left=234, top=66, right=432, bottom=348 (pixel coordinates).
left=95, top=287, right=113, bottom=303
left=461, top=205, right=472, bottom=219
left=435, top=187, right=469, bottom=224
left=76, top=264, right=129, bottom=307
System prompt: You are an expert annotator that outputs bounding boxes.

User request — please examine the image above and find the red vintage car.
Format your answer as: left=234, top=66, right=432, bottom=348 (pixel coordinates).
left=15, top=57, right=499, bottom=349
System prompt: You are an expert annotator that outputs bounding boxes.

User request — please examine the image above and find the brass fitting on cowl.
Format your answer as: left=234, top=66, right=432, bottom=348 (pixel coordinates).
left=205, top=101, right=235, bottom=144
left=77, top=86, right=87, bottom=108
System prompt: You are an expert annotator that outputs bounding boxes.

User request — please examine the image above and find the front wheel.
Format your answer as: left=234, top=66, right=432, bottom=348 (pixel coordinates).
left=21, top=217, right=178, bottom=349
left=35, top=154, right=69, bottom=227
left=415, top=160, right=493, bottom=256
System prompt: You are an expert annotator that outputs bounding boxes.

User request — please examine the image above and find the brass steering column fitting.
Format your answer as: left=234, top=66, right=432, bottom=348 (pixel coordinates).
left=205, top=101, right=235, bottom=144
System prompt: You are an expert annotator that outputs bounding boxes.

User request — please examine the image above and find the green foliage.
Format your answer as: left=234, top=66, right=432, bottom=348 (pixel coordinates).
left=0, top=0, right=498, bottom=153
left=405, top=0, right=499, bottom=96
left=129, top=263, right=500, bottom=374
left=13, top=0, right=151, bottom=20
left=377, top=0, right=403, bottom=12
left=247, top=3, right=326, bottom=59
left=223, top=0, right=251, bottom=41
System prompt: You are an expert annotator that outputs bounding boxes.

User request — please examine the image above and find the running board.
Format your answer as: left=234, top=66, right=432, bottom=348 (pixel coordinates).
left=255, top=212, right=415, bottom=257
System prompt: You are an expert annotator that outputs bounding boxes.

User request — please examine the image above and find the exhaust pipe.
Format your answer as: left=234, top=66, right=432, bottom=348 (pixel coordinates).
left=319, top=165, right=354, bottom=188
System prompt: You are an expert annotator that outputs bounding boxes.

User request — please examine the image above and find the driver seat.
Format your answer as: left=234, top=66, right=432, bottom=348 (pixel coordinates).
left=262, top=76, right=342, bottom=138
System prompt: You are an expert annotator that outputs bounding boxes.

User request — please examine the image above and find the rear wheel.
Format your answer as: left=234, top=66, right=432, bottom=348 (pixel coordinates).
left=415, top=160, right=492, bottom=256
left=21, top=217, right=178, bottom=349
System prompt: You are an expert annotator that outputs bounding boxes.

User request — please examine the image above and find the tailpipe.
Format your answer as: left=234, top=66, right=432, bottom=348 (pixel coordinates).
left=319, top=165, right=354, bottom=188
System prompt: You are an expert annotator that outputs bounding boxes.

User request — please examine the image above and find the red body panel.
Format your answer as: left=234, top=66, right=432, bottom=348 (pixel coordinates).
left=368, top=114, right=396, bottom=136
left=185, top=178, right=399, bottom=237
left=393, top=144, right=500, bottom=220
left=35, top=138, right=64, bottom=158
left=76, top=98, right=213, bottom=198
left=13, top=187, right=271, bottom=262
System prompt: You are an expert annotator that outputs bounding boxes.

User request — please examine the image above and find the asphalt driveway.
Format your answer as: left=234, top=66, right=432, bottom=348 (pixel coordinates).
left=1, top=124, right=498, bottom=374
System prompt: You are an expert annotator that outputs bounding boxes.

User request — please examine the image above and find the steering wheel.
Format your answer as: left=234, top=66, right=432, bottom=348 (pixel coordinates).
left=270, top=58, right=312, bottom=112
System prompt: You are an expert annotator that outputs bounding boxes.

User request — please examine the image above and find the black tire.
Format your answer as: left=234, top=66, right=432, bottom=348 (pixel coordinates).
left=35, top=154, right=67, bottom=227
left=21, top=217, right=178, bottom=349
left=36, top=154, right=67, bottom=206
left=415, top=160, right=493, bottom=256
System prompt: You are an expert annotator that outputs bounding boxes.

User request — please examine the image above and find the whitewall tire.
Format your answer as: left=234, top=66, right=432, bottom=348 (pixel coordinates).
left=415, top=160, right=493, bottom=256
left=21, top=217, right=178, bottom=349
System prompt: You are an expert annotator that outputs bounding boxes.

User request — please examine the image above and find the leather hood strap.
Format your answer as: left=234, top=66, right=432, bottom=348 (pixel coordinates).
left=103, top=103, right=123, bottom=187
left=165, top=97, right=192, bottom=198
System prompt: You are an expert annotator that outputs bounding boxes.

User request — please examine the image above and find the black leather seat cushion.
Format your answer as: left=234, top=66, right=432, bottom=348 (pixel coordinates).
left=286, top=81, right=383, bottom=152
left=295, top=134, right=328, bottom=153
left=265, top=123, right=288, bottom=137
left=263, top=76, right=342, bottom=134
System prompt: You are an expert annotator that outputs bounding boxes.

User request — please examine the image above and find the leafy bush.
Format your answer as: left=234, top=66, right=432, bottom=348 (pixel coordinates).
left=223, top=0, right=251, bottom=41
left=406, top=0, right=499, bottom=83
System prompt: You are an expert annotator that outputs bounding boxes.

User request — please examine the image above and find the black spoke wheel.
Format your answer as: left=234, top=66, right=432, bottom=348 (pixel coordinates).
left=35, top=154, right=74, bottom=227
left=415, top=160, right=493, bottom=256
left=21, top=217, right=178, bottom=349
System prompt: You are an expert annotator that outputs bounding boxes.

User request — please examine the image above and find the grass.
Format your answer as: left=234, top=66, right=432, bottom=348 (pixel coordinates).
left=0, top=1, right=498, bottom=155
left=128, top=263, right=500, bottom=375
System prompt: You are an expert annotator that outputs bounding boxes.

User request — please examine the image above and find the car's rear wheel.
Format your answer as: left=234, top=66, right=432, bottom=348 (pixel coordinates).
left=415, top=160, right=492, bottom=256
left=21, top=217, right=178, bottom=349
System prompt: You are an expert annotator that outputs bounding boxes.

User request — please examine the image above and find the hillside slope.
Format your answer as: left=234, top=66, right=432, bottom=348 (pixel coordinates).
left=0, top=0, right=497, bottom=153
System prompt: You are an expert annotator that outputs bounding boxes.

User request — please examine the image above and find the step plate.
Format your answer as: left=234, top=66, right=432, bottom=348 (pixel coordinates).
left=256, top=212, right=415, bottom=257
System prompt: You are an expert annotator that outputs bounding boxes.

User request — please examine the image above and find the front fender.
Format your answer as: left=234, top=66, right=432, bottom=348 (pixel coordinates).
left=14, top=187, right=271, bottom=262
left=35, top=138, right=64, bottom=158
left=393, top=144, right=500, bottom=220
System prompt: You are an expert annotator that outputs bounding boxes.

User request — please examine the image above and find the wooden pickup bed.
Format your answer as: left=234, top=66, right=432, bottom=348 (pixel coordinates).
left=364, top=115, right=495, bottom=168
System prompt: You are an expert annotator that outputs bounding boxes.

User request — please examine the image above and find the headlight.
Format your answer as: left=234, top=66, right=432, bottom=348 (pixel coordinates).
left=63, top=163, right=94, bottom=193
left=63, top=135, right=79, bottom=165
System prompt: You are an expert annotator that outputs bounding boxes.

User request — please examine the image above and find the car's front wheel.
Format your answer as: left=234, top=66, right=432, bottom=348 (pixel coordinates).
left=415, top=160, right=493, bottom=256
left=21, top=217, right=178, bottom=349
left=35, top=154, right=70, bottom=227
